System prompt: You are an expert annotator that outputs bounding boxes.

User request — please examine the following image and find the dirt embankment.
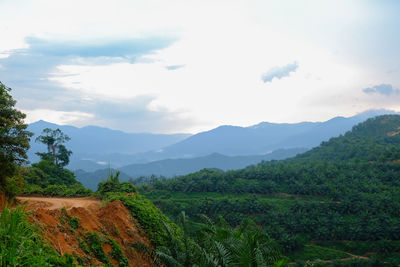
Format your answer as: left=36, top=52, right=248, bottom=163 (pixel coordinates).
left=17, top=197, right=154, bottom=267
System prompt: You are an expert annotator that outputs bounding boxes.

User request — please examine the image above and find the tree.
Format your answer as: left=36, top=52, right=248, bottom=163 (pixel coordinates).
left=0, top=82, right=32, bottom=191
left=35, top=128, right=72, bottom=167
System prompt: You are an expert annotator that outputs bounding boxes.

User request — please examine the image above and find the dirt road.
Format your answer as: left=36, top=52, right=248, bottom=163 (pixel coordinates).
left=17, top=196, right=102, bottom=211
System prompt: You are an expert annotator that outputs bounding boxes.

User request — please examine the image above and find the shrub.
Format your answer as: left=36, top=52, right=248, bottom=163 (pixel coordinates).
left=97, top=171, right=137, bottom=196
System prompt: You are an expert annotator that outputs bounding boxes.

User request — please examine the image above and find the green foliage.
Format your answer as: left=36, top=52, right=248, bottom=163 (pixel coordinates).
left=0, top=81, right=33, bottom=195
left=105, top=193, right=182, bottom=247
left=156, top=212, right=285, bottom=267
left=97, top=171, right=137, bottom=196
left=26, top=160, right=77, bottom=186
left=289, top=245, right=349, bottom=261
left=107, top=238, right=129, bottom=267
left=35, top=128, right=72, bottom=168
left=22, top=159, right=92, bottom=197
left=69, top=216, right=80, bottom=230
left=85, top=232, right=110, bottom=264
left=141, top=115, right=400, bottom=263
left=0, top=205, right=76, bottom=266
left=3, top=171, right=25, bottom=196
left=24, top=183, right=92, bottom=197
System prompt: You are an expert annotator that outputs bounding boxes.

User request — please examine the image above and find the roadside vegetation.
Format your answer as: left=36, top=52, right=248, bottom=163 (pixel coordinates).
left=0, top=205, right=75, bottom=266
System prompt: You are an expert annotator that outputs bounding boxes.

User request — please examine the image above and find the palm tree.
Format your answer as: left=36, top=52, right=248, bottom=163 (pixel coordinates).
left=157, top=212, right=286, bottom=267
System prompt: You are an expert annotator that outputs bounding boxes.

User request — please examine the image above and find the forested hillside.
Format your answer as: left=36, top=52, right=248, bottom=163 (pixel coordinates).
left=142, top=115, right=400, bottom=265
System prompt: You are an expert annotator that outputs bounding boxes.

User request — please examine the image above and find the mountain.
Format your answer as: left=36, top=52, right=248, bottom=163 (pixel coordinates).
left=146, top=109, right=398, bottom=159
left=75, top=147, right=307, bottom=190
left=27, top=109, right=398, bottom=171
left=27, top=120, right=191, bottom=167
left=119, top=148, right=307, bottom=177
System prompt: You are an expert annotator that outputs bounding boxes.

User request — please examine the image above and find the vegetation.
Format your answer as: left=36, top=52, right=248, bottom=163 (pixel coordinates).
left=156, top=212, right=285, bottom=267
left=22, top=127, right=92, bottom=197
left=35, top=128, right=72, bottom=168
left=97, top=171, right=137, bottom=196
left=141, top=115, right=400, bottom=264
left=0, top=81, right=32, bottom=196
left=0, top=205, right=75, bottom=266
left=106, top=192, right=181, bottom=247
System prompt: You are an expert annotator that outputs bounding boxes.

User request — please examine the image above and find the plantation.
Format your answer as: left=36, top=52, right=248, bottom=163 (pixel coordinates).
left=141, top=115, right=400, bottom=265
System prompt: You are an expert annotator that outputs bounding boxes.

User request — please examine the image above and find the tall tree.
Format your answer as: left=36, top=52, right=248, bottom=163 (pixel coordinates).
left=36, top=128, right=72, bottom=167
left=0, top=82, right=32, bottom=190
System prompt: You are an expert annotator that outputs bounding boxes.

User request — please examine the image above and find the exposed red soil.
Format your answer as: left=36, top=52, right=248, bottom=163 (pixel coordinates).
left=17, top=196, right=101, bottom=211
left=387, top=131, right=400, bottom=136
left=17, top=197, right=154, bottom=267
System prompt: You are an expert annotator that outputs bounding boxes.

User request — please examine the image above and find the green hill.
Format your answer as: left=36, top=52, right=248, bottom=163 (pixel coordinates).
left=142, top=115, right=400, bottom=265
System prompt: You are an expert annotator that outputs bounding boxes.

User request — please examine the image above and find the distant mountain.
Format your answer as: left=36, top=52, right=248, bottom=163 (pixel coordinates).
left=27, top=109, right=398, bottom=171
left=27, top=120, right=191, bottom=167
left=119, top=147, right=308, bottom=177
left=75, top=148, right=307, bottom=190
left=146, top=109, right=398, bottom=159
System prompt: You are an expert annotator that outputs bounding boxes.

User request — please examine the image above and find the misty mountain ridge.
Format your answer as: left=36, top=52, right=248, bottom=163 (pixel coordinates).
left=27, top=109, right=398, bottom=170
left=75, top=148, right=308, bottom=190
left=145, top=109, right=399, bottom=159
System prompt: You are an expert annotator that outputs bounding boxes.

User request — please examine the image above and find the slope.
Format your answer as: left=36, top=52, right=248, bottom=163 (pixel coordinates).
left=143, top=115, right=400, bottom=265
left=17, top=196, right=154, bottom=266
left=150, top=109, right=397, bottom=159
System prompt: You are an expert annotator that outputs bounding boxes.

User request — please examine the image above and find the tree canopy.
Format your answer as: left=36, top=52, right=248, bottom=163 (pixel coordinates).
left=0, top=82, right=32, bottom=192
left=36, top=128, right=72, bottom=168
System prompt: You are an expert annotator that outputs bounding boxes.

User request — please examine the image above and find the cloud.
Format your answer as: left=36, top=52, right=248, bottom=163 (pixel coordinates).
left=0, top=36, right=198, bottom=133
left=23, top=95, right=196, bottom=133
left=362, top=84, right=400, bottom=96
left=23, top=36, right=176, bottom=58
left=261, top=62, right=298, bottom=83
left=0, top=36, right=176, bottom=90
left=23, top=109, right=95, bottom=125
left=165, top=64, right=185, bottom=71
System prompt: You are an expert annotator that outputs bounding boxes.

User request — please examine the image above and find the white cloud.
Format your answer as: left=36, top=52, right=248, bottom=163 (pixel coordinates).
left=1, top=0, right=399, bottom=133
left=23, top=109, right=95, bottom=126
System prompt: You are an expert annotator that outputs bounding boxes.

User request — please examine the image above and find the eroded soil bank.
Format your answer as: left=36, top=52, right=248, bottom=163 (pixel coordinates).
left=17, top=197, right=154, bottom=267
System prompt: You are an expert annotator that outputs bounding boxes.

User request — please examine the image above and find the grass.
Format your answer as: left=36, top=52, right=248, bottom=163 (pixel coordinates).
left=0, top=204, right=75, bottom=266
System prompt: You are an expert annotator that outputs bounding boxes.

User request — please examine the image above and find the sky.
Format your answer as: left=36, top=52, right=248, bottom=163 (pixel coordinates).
left=0, top=0, right=399, bottom=134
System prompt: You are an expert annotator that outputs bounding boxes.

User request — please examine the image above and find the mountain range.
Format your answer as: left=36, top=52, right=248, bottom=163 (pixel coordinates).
left=74, top=148, right=308, bottom=190
left=27, top=120, right=191, bottom=168
left=27, top=109, right=398, bottom=175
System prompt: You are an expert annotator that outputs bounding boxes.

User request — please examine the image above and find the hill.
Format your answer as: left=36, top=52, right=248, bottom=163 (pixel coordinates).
left=142, top=109, right=398, bottom=159
left=74, top=148, right=307, bottom=190
left=119, top=148, right=307, bottom=177
left=143, top=115, right=400, bottom=265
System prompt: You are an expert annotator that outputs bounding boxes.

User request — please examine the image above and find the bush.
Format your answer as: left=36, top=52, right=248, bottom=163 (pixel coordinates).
left=97, top=171, right=137, bottom=196
left=22, top=183, right=91, bottom=197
